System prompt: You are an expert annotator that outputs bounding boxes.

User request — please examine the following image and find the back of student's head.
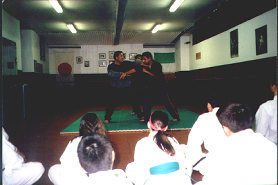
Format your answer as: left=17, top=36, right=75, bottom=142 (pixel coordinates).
left=149, top=111, right=175, bottom=156
left=113, top=51, right=123, bottom=60
left=79, top=113, right=106, bottom=136
left=142, top=51, right=153, bottom=60
left=216, top=103, right=253, bottom=133
left=206, top=92, right=220, bottom=108
left=77, top=133, right=113, bottom=174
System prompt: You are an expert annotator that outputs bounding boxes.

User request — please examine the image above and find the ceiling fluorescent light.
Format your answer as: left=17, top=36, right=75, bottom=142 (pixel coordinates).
left=169, top=0, right=184, bottom=12
left=67, top=24, right=77, bottom=34
left=152, top=24, right=162, bottom=33
left=49, top=0, right=63, bottom=13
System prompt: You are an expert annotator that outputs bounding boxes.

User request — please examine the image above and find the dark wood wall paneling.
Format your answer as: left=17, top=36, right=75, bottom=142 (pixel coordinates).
left=174, top=57, right=277, bottom=115
left=3, top=57, right=276, bottom=123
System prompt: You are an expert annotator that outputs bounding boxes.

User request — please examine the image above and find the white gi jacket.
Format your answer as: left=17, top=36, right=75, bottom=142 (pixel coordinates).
left=196, top=129, right=277, bottom=185
left=126, top=131, right=192, bottom=185
left=2, top=127, right=24, bottom=176
left=255, top=95, right=277, bottom=144
left=2, top=127, right=45, bottom=185
left=186, top=108, right=227, bottom=167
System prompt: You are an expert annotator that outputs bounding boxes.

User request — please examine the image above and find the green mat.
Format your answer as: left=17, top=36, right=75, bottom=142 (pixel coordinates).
left=60, top=109, right=199, bottom=134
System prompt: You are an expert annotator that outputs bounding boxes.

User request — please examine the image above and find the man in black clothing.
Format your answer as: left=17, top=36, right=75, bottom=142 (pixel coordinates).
left=141, top=51, right=180, bottom=123
left=104, top=51, right=143, bottom=123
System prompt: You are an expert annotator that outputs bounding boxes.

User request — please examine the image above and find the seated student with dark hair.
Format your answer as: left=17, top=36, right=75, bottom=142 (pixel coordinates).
left=196, top=103, right=277, bottom=185
left=48, top=113, right=106, bottom=184
left=186, top=93, right=226, bottom=173
left=126, top=111, right=191, bottom=185
left=76, top=133, right=133, bottom=185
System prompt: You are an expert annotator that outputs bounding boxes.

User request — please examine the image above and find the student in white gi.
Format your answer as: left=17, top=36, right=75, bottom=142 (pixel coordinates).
left=186, top=94, right=226, bottom=173
left=196, top=103, right=277, bottom=185
left=2, top=127, right=45, bottom=185
left=51, top=133, right=132, bottom=185
left=48, top=113, right=106, bottom=184
left=125, top=111, right=192, bottom=185
left=255, top=79, right=277, bottom=144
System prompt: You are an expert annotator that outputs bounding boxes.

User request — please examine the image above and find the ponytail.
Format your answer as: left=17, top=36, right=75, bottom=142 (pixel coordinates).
left=149, top=111, right=176, bottom=156
left=154, top=131, right=175, bottom=156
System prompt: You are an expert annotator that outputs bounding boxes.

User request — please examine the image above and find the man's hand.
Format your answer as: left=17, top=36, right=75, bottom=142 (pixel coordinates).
left=120, top=72, right=130, bottom=79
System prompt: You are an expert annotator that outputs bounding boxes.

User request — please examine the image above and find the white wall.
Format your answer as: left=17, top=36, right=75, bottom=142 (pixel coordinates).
left=2, top=10, right=22, bottom=70
left=189, top=8, right=277, bottom=70
left=48, top=44, right=176, bottom=74
left=21, top=30, right=46, bottom=72
left=175, top=35, right=190, bottom=71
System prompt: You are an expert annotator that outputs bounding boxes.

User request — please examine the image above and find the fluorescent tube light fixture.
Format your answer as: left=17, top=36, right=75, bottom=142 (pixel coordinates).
left=169, top=0, right=184, bottom=12
left=49, top=0, right=63, bottom=13
left=152, top=24, right=162, bottom=33
left=67, top=24, right=77, bottom=34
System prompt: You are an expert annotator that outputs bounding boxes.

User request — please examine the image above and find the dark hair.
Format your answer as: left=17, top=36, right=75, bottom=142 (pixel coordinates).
left=113, top=51, right=123, bottom=60
left=79, top=113, right=106, bottom=136
left=142, top=52, right=153, bottom=60
left=150, top=111, right=175, bottom=156
left=206, top=92, right=220, bottom=108
left=216, top=103, right=253, bottom=133
left=135, top=54, right=142, bottom=60
left=77, top=133, right=113, bottom=174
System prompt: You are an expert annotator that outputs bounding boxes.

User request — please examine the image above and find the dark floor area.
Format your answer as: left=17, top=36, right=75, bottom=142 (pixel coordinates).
left=3, top=104, right=205, bottom=185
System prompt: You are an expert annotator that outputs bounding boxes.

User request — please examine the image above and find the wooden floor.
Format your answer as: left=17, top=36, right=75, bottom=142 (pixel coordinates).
left=4, top=104, right=205, bottom=185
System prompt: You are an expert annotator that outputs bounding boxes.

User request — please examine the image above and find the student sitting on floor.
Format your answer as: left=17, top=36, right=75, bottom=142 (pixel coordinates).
left=48, top=113, right=106, bottom=184
left=51, top=133, right=133, bottom=185
left=196, top=103, right=277, bottom=185
left=125, top=110, right=192, bottom=185
left=255, top=78, right=277, bottom=144
left=186, top=93, right=227, bottom=174
left=2, top=127, right=45, bottom=185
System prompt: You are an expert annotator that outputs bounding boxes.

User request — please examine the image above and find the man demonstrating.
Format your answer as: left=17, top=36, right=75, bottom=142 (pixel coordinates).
left=141, top=51, right=179, bottom=123
left=104, top=51, right=143, bottom=123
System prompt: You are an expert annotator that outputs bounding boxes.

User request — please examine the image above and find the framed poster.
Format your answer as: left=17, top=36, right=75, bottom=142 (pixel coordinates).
left=109, top=51, right=114, bottom=59
left=76, top=56, right=83, bottom=64
left=230, top=29, right=238, bottom=58
left=129, top=53, right=137, bottom=60
left=99, top=60, right=107, bottom=67
left=84, top=60, right=90, bottom=67
left=99, top=53, right=106, bottom=59
left=255, top=25, right=267, bottom=55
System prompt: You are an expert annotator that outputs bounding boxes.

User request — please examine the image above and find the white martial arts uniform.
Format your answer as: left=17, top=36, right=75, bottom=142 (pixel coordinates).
left=48, top=136, right=84, bottom=184
left=196, top=129, right=277, bottom=185
left=2, top=127, right=45, bottom=185
left=255, top=95, right=277, bottom=144
left=186, top=108, right=227, bottom=172
left=125, top=132, right=192, bottom=185
left=49, top=166, right=133, bottom=185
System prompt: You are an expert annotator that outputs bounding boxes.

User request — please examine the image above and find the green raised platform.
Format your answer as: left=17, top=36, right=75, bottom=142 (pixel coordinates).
left=60, top=108, right=199, bottom=134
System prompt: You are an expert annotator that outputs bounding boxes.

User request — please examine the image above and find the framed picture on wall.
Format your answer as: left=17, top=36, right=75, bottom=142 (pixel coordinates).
left=76, top=56, right=83, bottom=64
left=109, top=60, right=114, bottom=65
left=129, top=53, right=137, bottom=60
left=230, top=29, right=238, bottom=58
left=84, top=60, right=90, bottom=67
left=109, top=51, right=114, bottom=59
left=99, top=53, right=106, bottom=59
left=99, top=60, right=107, bottom=67
left=255, top=25, right=267, bottom=55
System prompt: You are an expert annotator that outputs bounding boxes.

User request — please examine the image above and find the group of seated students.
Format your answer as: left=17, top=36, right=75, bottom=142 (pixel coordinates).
left=2, top=81, right=277, bottom=185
